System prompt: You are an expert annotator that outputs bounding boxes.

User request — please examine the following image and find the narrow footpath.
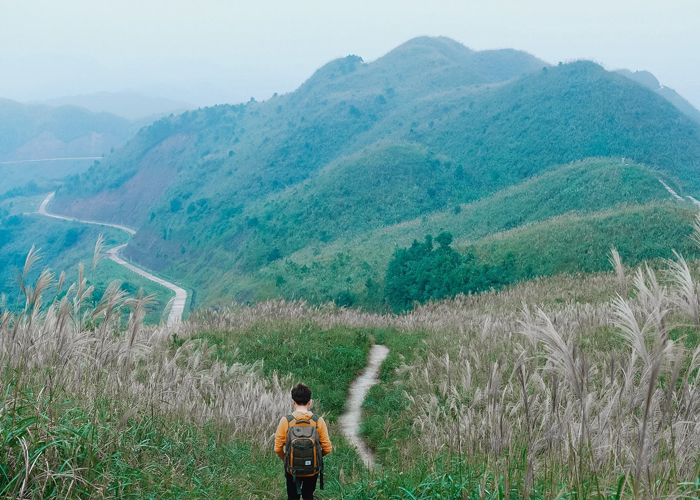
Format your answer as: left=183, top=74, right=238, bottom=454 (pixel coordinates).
left=339, top=344, right=390, bottom=468
left=38, top=192, right=187, bottom=324
left=658, top=178, right=700, bottom=206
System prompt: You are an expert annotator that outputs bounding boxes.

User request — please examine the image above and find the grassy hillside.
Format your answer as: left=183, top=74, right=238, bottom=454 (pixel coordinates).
left=6, top=254, right=700, bottom=497
left=52, top=37, right=545, bottom=224
left=617, top=68, right=700, bottom=123
left=415, top=61, right=700, bottom=190
left=234, top=159, right=680, bottom=305
left=235, top=142, right=468, bottom=270
left=0, top=195, right=174, bottom=323
left=50, top=37, right=700, bottom=308
left=471, top=202, right=700, bottom=275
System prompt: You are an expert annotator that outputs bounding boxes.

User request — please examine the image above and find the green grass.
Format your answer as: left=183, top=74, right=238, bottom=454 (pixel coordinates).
left=361, top=329, right=426, bottom=457
left=0, top=203, right=174, bottom=324
left=193, top=323, right=374, bottom=419
left=51, top=41, right=700, bottom=310
left=247, top=159, right=681, bottom=307
left=470, top=202, right=700, bottom=276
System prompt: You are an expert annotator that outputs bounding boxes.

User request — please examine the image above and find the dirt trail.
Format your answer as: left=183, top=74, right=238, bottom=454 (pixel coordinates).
left=339, top=344, right=390, bottom=468
left=38, top=192, right=187, bottom=324
left=659, top=179, right=684, bottom=201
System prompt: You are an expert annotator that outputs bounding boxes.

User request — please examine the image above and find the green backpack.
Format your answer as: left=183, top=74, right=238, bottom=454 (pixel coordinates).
left=284, top=414, right=324, bottom=492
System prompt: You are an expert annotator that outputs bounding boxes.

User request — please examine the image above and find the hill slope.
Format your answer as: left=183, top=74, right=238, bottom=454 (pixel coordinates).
left=251, top=159, right=683, bottom=304
left=0, top=99, right=139, bottom=161
left=616, top=68, right=700, bottom=123
left=0, top=99, right=148, bottom=195
left=49, top=37, right=700, bottom=307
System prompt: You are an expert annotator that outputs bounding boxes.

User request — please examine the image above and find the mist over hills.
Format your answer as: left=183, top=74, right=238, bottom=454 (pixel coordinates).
left=39, top=92, right=194, bottom=120
left=0, top=99, right=152, bottom=195
left=50, top=36, right=700, bottom=306
left=0, top=98, right=139, bottom=162
left=616, top=69, right=700, bottom=124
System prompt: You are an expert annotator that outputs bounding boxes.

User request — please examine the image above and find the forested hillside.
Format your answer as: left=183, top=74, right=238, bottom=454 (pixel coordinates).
left=50, top=36, right=700, bottom=307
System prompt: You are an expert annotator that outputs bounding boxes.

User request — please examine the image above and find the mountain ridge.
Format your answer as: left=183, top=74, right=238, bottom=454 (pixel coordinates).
left=48, top=37, right=700, bottom=307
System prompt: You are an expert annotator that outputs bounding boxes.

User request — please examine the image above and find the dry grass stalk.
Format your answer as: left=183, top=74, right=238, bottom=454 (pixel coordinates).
left=610, top=246, right=627, bottom=296
left=92, top=234, right=105, bottom=271
left=4, top=242, right=700, bottom=497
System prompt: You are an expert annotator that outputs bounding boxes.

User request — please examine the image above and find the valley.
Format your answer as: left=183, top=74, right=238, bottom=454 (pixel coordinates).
left=38, top=192, right=187, bottom=324
left=3, top=31, right=700, bottom=499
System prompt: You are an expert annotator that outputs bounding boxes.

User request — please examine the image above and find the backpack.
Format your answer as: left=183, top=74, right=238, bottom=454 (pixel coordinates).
left=284, top=414, right=324, bottom=492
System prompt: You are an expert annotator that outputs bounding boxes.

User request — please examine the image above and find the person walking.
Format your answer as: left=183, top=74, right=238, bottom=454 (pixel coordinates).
left=275, top=383, right=332, bottom=500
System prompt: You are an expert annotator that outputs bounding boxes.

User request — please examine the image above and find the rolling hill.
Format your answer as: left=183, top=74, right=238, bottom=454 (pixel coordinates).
left=48, top=36, right=700, bottom=308
left=0, top=99, right=141, bottom=161
left=616, top=69, right=700, bottom=124
left=0, top=99, right=149, bottom=195
left=40, top=91, right=193, bottom=120
left=253, top=159, right=693, bottom=306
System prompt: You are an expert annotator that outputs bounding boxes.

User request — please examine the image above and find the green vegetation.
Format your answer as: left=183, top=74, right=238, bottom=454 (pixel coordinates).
left=472, top=202, right=700, bottom=275
left=385, top=232, right=514, bottom=311
left=250, top=159, right=682, bottom=308
left=51, top=37, right=700, bottom=309
left=382, top=202, right=700, bottom=311
left=7, top=35, right=700, bottom=498
left=616, top=68, right=700, bottom=123
left=194, top=323, right=373, bottom=418
left=239, top=142, right=471, bottom=269
left=0, top=198, right=173, bottom=324
left=6, top=245, right=700, bottom=497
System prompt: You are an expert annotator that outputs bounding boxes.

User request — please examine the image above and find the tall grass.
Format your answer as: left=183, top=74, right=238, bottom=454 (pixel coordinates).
left=6, top=239, right=700, bottom=497
left=352, top=249, right=700, bottom=498
left=0, top=248, right=292, bottom=498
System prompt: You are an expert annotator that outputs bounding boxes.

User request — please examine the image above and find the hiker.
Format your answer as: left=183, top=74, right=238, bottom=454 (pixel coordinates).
left=275, top=383, right=332, bottom=500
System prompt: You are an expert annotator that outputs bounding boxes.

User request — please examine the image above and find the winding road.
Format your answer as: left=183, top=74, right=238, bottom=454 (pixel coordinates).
left=38, top=192, right=187, bottom=324
left=339, top=344, right=390, bottom=468
left=39, top=190, right=388, bottom=461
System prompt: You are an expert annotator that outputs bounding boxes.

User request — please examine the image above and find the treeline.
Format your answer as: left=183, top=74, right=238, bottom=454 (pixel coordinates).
left=384, top=232, right=519, bottom=311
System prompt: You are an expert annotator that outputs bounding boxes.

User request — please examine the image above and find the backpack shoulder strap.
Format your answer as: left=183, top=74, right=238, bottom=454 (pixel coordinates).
left=287, top=414, right=295, bottom=424
left=311, top=414, right=319, bottom=423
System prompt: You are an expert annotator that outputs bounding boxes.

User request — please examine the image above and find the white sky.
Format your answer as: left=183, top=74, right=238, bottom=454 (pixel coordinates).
left=1, top=0, right=699, bottom=108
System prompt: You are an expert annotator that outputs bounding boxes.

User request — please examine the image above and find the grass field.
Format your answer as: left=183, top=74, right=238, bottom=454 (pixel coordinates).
left=5, top=228, right=700, bottom=497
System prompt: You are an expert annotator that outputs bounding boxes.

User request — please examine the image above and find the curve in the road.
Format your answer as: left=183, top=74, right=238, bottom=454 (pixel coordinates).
left=38, top=192, right=186, bottom=325
left=339, top=344, right=390, bottom=468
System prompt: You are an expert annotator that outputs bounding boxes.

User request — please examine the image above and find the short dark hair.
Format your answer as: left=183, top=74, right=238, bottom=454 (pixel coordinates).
left=291, top=383, right=312, bottom=405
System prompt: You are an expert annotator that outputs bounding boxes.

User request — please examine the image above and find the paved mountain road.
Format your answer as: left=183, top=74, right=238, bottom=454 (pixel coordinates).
left=38, top=192, right=186, bottom=324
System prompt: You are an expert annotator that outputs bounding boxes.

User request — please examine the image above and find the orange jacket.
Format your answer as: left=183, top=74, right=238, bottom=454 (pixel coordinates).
left=274, top=410, right=332, bottom=460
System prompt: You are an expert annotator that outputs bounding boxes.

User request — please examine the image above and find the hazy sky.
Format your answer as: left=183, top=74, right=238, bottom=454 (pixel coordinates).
left=1, top=0, right=699, bottom=108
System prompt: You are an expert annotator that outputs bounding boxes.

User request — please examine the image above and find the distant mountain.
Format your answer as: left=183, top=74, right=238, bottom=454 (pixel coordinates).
left=616, top=69, right=700, bottom=123
left=0, top=99, right=148, bottom=195
left=40, top=92, right=194, bottom=120
left=0, top=99, right=140, bottom=161
left=51, top=37, right=700, bottom=306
